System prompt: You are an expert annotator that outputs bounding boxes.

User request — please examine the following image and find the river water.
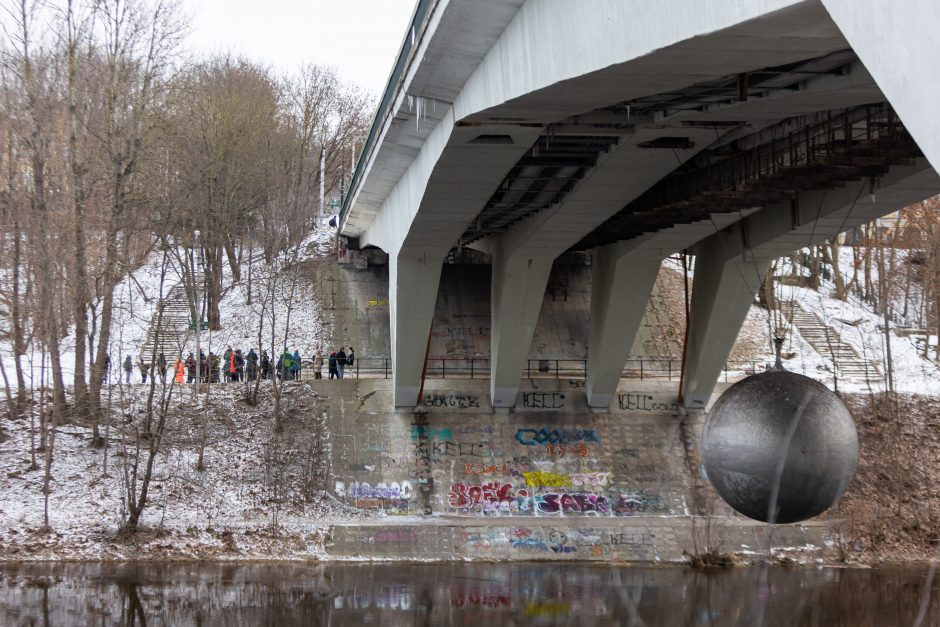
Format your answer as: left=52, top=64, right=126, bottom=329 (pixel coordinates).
left=0, top=562, right=936, bottom=626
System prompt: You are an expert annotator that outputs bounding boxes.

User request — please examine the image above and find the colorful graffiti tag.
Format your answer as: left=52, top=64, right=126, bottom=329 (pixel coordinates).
left=447, top=481, right=532, bottom=513
left=536, top=493, right=611, bottom=514
left=515, top=428, right=601, bottom=446
left=522, top=470, right=571, bottom=488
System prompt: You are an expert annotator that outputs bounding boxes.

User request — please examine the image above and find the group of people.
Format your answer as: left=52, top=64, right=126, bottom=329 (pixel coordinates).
left=116, top=345, right=357, bottom=384
left=319, top=346, right=354, bottom=379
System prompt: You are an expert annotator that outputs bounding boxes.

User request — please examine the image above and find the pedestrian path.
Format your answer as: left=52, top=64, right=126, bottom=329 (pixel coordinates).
left=783, top=300, right=882, bottom=384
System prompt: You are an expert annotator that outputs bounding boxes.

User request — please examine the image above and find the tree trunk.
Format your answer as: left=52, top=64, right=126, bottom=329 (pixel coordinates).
left=830, top=239, right=846, bottom=300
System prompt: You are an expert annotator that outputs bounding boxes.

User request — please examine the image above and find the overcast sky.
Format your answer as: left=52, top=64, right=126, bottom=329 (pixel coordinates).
left=183, top=0, right=417, bottom=96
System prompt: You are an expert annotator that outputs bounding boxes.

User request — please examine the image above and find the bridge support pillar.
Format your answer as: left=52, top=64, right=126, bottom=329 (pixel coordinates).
left=490, top=248, right=554, bottom=408
left=390, top=250, right=444, bottom=407
left=586, top=243, right=662, bottom=409
left=680, top=228, right=771, bottom=410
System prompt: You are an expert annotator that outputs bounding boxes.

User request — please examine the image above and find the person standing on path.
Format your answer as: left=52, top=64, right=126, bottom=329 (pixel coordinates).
left=174, top=356, right=185, bottom=384
left=235, top=349, right=245, bottom=382
left=328, top=351, right=338, bottom=379
left=157, top=353, right=168, bottom=382
left=138, top=357, right=150, bottom=384
left=336, top=347, right=347, bottom=379
left=185, top=353, right=197, bottom=384
left=261, top=350, right=271, bottom=380
left=346, top=347, right=355, bottom=378
left=123, top=355, right=133, bottom=384
left=291, top=350, right=301, bottom=380
left=313, top=350, right=324, bottom=379
left=246, top=348, right=258, bottom=381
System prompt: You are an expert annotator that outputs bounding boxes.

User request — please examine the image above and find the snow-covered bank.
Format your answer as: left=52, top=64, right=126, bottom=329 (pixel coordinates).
left=0, top=382, right=368, bottom=561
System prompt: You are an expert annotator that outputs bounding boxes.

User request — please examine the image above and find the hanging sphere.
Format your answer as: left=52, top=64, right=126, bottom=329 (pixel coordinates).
left=701, top=370, right=858, bottom=524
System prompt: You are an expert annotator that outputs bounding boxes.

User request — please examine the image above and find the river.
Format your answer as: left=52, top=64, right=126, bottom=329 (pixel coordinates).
left=0, top=562, right=936, bottom=625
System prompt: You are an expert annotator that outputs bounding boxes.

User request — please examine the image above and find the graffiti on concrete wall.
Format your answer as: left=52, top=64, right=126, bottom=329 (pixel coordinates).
left=447, top=481, right=532, bottom=513
left=424, top=393, right=480, bottom=408
left=618, top=393, right=679, bottom=412
left=570, top=471, right=611, bottom=487
left=335, top=480, right=414, bottom=501
left=410, top=425, right=453, bottom=441
left=465, top=462, right=510, bottom=476
left=515, top=427, right=601, bottom=446
left=536, top=493, right=611, bottom=514
left=522, top=392, right=566, bottom=409
left=613, top=489, right=666, bottom=516
left=545, top=443, right=591, bottom=458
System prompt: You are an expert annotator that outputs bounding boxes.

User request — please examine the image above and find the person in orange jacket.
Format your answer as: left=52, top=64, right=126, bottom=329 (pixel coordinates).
left=174, top=356, right=185, bottom=384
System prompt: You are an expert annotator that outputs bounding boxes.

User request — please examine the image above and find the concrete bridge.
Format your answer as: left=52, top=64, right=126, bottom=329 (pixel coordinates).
left=339, top=0, right=940, bottom=409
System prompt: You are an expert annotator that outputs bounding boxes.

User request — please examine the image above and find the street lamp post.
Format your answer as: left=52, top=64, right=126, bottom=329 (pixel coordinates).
left=193, top=229, right=202, bottom=387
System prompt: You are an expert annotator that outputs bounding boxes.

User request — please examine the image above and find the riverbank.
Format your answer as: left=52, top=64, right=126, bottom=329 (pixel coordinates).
left=1, top=381, right=938, bottom=565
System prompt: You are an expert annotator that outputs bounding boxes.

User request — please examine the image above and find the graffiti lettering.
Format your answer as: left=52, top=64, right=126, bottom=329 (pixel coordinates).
left=465, top=463, right=509, bottom=476
left=515, top=428, right=600, bottom=446
left=570, top=471, right=611, bottom=487
left=338, top=480, right=414, bottom=500
left=366, top=298, right=389, bottom=308
left=536, top=493, right=611, bottom=515
left=618, top=393, right=679, bottom=412
left=448, top=481, right=530, bottom=511
left=609, top=531, right=655, bottom=548
left=522, top=470, right=571, bottom=488
left=614, top=489, right=666, bottom=516
left=424, top=393, right=480, bottom=408
left=522, top=392, right=566, bottom=409
left=511, top=538, right=550, bottom=552
left=545, top=443, right=590, bottom=458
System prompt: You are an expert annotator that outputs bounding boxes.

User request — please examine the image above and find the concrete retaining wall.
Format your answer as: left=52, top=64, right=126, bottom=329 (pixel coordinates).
left=311, top=378, right=832, bottom=561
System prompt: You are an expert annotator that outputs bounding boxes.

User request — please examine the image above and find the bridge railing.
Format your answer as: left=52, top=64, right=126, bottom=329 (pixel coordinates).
left=301, top=357, right=767, bottom=383
left=339, top=0, right=435, bottom=229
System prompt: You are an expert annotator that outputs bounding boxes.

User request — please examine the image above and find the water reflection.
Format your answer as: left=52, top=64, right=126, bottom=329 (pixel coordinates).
left=0, top=561, right=936, bottom=626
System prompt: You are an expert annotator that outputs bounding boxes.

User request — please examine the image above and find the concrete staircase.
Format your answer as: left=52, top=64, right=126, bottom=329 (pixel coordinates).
left=784, top=301, right=882, bottom=384
left=140, top=281, right=194, bottom=363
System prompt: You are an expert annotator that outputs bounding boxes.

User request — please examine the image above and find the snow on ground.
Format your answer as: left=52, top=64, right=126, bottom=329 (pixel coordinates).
left=0, top=381, right=368, bottom=560
left=0, top=221, right=338, bottom=391
left=775, top=252, right=940, bottom=394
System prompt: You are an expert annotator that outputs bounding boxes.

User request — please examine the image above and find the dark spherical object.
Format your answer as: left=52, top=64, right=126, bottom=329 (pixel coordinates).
left=702, top=370, right=858, bottom=524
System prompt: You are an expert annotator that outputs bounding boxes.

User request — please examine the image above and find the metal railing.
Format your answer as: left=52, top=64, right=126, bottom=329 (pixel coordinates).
left=339, top=0, right=435, bottom=230
left=299, top=357, right=767, bottom=382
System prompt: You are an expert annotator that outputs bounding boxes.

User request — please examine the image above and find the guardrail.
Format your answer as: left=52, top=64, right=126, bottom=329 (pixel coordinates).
left=299, top=357, right=767, bottom=382
left=339, top=0, right=435, bottom=229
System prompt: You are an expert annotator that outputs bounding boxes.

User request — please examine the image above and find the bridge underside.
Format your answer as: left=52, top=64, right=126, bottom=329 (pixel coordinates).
left=341, top=0, right=940, bottom=408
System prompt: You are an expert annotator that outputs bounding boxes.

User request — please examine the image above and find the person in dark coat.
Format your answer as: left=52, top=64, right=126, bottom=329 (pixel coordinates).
left=157, top=353, right=168, bottom=381
left=138, top=357, right=150, bottom=384
left=246, top=349, right=259, bottom=381
left=260, top=351, right=271, bottom=380
left=328, top=351, right=338, bottom=379
left=336, top=347, right=347, bottom=379
left=346, top=347, right=355, bottom=378
left=185, top=353, right=197, bottom=383
left=123, top=355, right=133, bottom=384
left=209, top=353, right=221, bottom=383
left=223, top=346, right=233, bottom=381
left=234, top=350, right=245, bottom=382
